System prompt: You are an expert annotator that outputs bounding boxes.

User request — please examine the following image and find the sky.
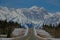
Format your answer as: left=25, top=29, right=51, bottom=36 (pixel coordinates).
left=0, top=0, right=60, bottom=12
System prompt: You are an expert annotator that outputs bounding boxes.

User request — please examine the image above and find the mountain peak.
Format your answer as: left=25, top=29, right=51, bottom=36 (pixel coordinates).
left=0, top=6, right=60, bottom=26
left=40, top=7, right=46, bottom=12
left=29, top=6, right=39, bottom=9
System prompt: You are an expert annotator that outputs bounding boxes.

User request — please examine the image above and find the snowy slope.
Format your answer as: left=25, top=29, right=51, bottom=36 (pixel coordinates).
left=0, top=6, right=60, bottom=27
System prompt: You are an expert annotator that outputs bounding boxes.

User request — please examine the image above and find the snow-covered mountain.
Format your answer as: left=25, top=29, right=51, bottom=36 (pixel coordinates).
left=0, top=6, right=60, bottom=27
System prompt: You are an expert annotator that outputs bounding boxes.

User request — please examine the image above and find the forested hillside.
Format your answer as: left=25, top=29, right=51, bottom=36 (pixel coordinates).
left=0, top=20, right=20, bottom=38
left=42, top=23, right=60, bottom=38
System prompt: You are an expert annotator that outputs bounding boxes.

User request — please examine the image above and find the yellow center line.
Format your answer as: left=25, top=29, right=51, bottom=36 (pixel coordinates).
left=26, top=36, right=31, bottom=40
left=26, top=29, right=32, bottom=40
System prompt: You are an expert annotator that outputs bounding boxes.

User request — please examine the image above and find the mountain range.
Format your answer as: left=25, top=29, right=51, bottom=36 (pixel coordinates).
left=0, top=6, right=60, bottom=27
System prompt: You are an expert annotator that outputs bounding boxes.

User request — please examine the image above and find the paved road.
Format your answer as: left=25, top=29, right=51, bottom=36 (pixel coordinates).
left=25, top=28, right=38, bottom=40
left=19, top=28, right=59, bottom=40
left=15, top=28, right=41, bottom=40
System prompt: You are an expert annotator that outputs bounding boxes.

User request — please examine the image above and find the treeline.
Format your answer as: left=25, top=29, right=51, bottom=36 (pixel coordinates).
left=42, top=23, right=60, bottom=38
left=0, top=20, right=21, bottom=38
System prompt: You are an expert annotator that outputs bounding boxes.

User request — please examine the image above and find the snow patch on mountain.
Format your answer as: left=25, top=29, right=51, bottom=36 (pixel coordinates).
left=0, top=6, right=60, bottom=27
